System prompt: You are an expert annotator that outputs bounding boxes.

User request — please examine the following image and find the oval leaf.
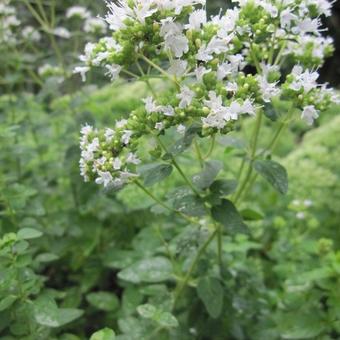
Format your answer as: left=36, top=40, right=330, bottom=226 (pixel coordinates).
left=118, top=257, right=173, bottom=284
left=253, top=159, right=288, bottom=194
left=90, top=328, right=116, bottom=340
left=139, top=163, right=173, bottom=187
left=197, top=277, right=224, bottom=319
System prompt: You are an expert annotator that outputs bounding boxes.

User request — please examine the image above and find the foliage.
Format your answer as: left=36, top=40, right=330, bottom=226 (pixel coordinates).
left=1, top=0, right=340, bottom=339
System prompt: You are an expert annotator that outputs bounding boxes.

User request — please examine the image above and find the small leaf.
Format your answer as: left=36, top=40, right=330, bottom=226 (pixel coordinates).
left=192, top=160, right=223, bottom=190
left=210, top=179, right=238, bottom=197
left=137, top=304, right=178, bottom=328
left=57, top=308, right=84, bottom=327
left=197, top=277, right=224, bottom=318
left=170, top=123, right=201, bottom=155
left=240, top=208, right=264, bottom=221
left=211, top=199, right=247, bottom=235
left=0, top=295, right=17, bottom=312
left=90, top=328, right=116, bottom=340
left=156, top=311, right=179, bottom=328
left=137, top=304, right=157, bottom=319
left=36, top=253, right=59, bottom=263
left=34, top=296, right=83, bottom=328
left=139, top=163, right=173, bottom=187
left=17, top=228, right=42, bottom=240
left=253, top=159, right=288, bottom=194
left=86, top=292, right=119, bottom=311
left=118, top=257, right=173, bottom=284
left=263, top=102, right=279, bottom=121
left=217, top=135, right=246, bottom=149
left=173, top=193, right=206, bottom=217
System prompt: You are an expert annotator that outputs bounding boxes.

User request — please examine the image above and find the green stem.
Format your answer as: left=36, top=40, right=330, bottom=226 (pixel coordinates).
left=155, top=135, right=201, bottom=196
left=194, top=139, right=204, bottom=168
left=216, top=223, right=223, bottom=272
left=233, top=111, right=263, bottom=203
left=134, top=180, right=196, bottom=224
left=173, top=229, right=218, bottom=309
left=139, top=54, right=180, bottom=87
left=203, top=135, right=216, bottom=160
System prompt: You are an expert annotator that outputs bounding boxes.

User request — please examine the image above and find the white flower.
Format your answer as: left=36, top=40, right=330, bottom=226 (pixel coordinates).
left=226, top=82, right=238, bottom=92
left=143, top=97, right=158, bottom=113
left=105, top=128, right=115, bottom=142
left=177, top=124, right=186, bottom=134
left=105, top=64, right=122, bottom=81
left=155, top=122, right=164, bottom=130
left=290, top=66, right=318, bottom=92
left=301, top=105, right=319, bottom=125
left=81, top=124, right=93, bottom=137
left=66, top=6, right=90, bottom=19
left=168, top=59, right=187, bottom=76
left=160, top=18, right=182, bottom=37
left=126, top=152, right=141, bottom=165
left=88, top=137, right=100, bottom=153
left=84, top=17, right=107, bottom=34
left=164, top=34, right=189, bottom=58
left=105, top=1, right=132, bottom=31
left=280, top=8, right=297, bottom=29
left=53, top=27, right=71, bottom=39
left=159, top=105, right=175, bottom=116
left=95, top=171, right=113, bottom=187
left=292, top=18, right=321, bottom=35
left=185, top=9, right=206, bottom=30
left=304, top=199, right=313, bottom=207
left=113, top=157, right=122, bottom=170
left=122, top=130, right=133, bottom=144
left=195, top=66, right=211, bottom=82
left=296, top=211, right=305, bottom=220
left=22, top=26, right=41, bottom=41
left=73, top=66, right=90, bottom=82
left=177, top=86, right=195, bottom=108
left=257, top=75, right=280, bottom=102
left=79, top=43, right=96, bottom=64
left=116, top=119, right=128, bottom=128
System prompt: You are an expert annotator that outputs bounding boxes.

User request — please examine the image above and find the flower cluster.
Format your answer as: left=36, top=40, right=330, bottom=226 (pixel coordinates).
left=77, top=0, right=338, bottom=189
left=0, top=0, right=21, bottom=46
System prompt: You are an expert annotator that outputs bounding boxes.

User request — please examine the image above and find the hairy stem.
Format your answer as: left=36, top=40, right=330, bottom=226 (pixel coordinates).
left=172, top=229, right=218, bottom=309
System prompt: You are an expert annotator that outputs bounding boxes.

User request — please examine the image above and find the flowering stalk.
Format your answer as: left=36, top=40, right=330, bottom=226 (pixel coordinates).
left=75, top=0, right=339, bottom=317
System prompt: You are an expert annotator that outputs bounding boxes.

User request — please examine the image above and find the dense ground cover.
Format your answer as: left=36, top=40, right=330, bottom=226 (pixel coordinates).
left=1, top=0, right=340, bottom=339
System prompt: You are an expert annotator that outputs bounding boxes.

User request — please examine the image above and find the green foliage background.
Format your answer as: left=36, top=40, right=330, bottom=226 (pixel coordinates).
left=1, top=0, right=340, bottom=339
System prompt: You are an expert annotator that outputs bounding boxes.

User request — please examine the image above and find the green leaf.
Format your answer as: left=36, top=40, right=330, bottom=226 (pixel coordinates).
left=118, top=257, right=173, bottom=284
left=197, top=277, right=224, bottom=318
left=263, top=102, right=279, bottom=121
left=217, top=135, right=246, bottom=149
left=253, top=159, right=288, bottom=194
left=240, top=208, right=264, bottom=221
left=192, top=160, right=223, bottom=190
left=90, top=328, right=116, bottom=340
left=17, top=228, right=42, bottom=240
left=277, top=310, right=325, bottom=339
left=35, top=253, right=59, bottom=263
left=86, top=292, right=119, bottom=311
left=57, top=309, right=84, bottom=327
left=170, top=123, right=201, bottom=155
left=137, top=304, right=178, bottom=328
left=211, top=199, right=247, bottom=235
left=139, top=163, right=173, bottom=187
left=173, top=193, right=206, bottom=217
left=137, top=304, right=157, bottom=318
left=0, top=295, right=18, bottom=312
left=210, top=179, right=238, bottom=197
left=34, top=296, right=83, bottom=328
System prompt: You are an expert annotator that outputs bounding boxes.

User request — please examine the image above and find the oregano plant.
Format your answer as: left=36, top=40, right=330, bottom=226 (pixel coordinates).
left=75, top=0, right=339, bottom=337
